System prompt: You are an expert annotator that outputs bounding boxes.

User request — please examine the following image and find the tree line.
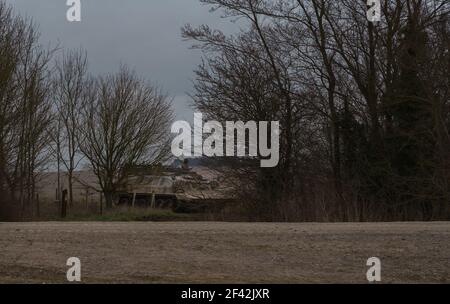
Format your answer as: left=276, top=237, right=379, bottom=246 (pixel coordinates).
left=183, top=0, right=450, bottom=221
left=1, top=0, right=449, bottom=222
left=0, top=1, right=172, bottom=219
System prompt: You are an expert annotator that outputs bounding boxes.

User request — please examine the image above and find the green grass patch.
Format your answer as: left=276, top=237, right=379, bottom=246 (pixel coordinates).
left=60, top=209, right=197, bottom=222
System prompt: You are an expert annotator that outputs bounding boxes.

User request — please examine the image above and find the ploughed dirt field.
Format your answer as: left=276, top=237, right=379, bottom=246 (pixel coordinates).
left=0, top=222, right=448, bottom=283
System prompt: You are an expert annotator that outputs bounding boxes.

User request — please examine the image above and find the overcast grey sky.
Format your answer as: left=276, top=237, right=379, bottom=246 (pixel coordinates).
left=5, top=0, right=239, bottom=120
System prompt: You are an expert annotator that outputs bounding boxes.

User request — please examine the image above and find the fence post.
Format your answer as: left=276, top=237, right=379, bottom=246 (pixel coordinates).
left=100, top=193, right=103, bottom=215
left=61, top=189, right=68, bottom=218
left=36, top=193, right=40, bottom=219
left=132, top=192, right=137, bottom=208
left=150, top=192, right=156, bottom=209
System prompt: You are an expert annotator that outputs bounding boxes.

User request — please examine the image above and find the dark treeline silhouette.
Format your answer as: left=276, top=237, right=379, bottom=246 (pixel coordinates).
left=0, top=2, right=54, bottom=220
left=0, top=0, right=449, bottom=222
left=183, top=0, right=450, bottom=221
left=0, top=1, right=172, bottom=220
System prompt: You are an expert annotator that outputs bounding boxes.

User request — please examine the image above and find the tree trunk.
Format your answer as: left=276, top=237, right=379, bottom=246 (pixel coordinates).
left=68, top=170, right=74, bottom=207
left=104, top=191, right=114, bottom=209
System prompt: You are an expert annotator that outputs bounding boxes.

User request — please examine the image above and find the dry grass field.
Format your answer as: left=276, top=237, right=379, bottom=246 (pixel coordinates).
left=0, top=222, right=448, bottom=284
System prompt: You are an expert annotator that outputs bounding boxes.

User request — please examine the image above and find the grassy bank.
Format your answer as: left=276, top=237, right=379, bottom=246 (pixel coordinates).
left=42, top=209, right=199, bottom=222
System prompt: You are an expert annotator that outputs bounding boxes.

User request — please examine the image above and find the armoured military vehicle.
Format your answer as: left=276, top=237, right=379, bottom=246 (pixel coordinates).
left=116, top=162, right=231, bottom=213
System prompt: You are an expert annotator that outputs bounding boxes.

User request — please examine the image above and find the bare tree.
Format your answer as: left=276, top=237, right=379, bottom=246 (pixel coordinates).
left=0, top=2, right=21, bottom=218
left=185, top=0, right=450, bottom=221
left=79, top=66, right=173, bottom=208
left=0, top=1, right=54, bottom=218
left=54, top=48, right=88, bottom=207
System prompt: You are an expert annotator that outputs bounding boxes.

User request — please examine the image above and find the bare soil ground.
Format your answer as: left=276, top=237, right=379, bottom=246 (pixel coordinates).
left=0, top=222, right=448, bottom=283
